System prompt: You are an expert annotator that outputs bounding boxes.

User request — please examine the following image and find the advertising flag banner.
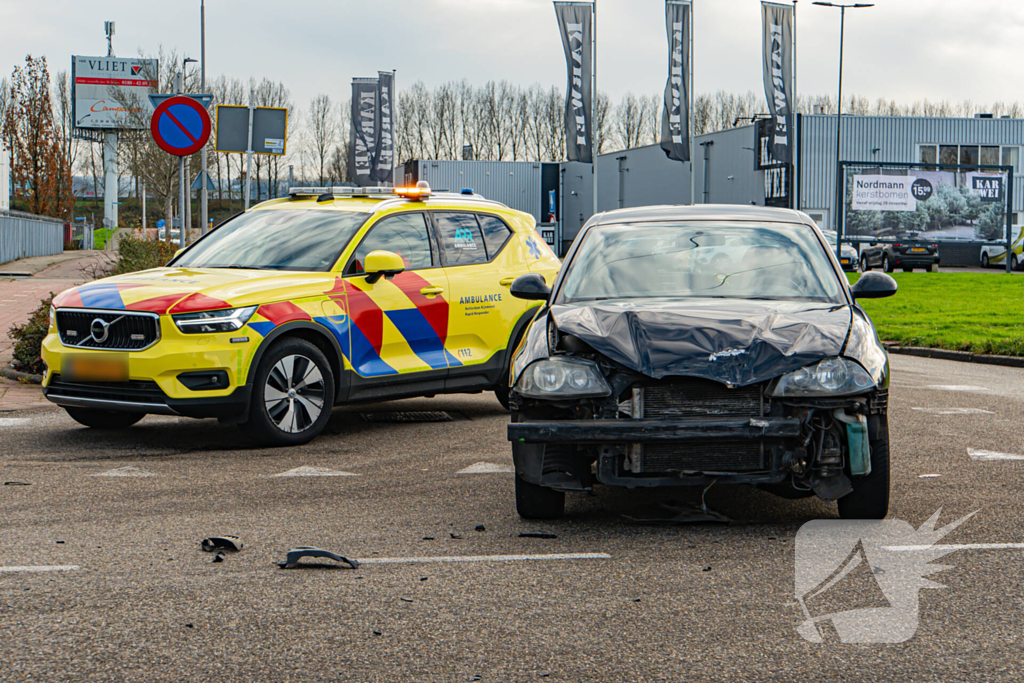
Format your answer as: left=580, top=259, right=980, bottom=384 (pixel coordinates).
left=761, top=2, right=794, bottom=164
left=660, top=1, right=691, bottom=162
left=348, top=78, right=378, bottom=186
left=371, top=72, right=396, bottom=184
left=554, top=2, right=593, bottom=163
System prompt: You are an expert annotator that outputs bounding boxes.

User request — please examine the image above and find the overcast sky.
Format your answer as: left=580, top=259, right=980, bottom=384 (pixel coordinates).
left=4, top=0, right=1024, bottom=114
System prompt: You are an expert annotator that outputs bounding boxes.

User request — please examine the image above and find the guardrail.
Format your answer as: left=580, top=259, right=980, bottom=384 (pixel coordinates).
left=0, top=210, right=65, bottom=265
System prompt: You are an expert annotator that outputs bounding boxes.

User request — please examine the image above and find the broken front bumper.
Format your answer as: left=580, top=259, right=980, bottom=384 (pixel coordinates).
left=508, top=417, right=802, bottom=489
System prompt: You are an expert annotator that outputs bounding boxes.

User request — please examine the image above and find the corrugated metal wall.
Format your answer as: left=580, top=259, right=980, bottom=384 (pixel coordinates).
left=798, top=114, right=1024, bottom=222
left=411, top=160, right=544, bottom=221
left=0, top=211, right=65, bottom=265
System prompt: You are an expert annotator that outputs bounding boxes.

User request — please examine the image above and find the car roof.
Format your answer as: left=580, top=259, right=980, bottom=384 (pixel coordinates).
left=249, top=192, right=524, bottom=220
left=589, top=204, right=814, bottom=226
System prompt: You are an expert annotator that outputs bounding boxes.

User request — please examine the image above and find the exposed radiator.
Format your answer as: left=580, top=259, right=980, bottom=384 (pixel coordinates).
left=638, top=379, right=763, bottom=419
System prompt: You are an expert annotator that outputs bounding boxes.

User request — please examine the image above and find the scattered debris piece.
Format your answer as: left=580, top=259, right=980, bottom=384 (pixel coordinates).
left=633, top=598, right=641, bottom=603
left=474, top=525, right=486, bottom=532
left=185, top=623, right=194, bottom=628
left=470, top=676, right=482, bottom=682
left=519, top=532, right=557, bottom=539
left=277, top=547, right=360, bottom=570
left=400, top=597, right=414, bottom=603
left=422, top=536, right=435, bottom=541
left=420, top=577, right=429, bottom=581
left=4, top=481, right=31, bottom=486
left=201, top=536, right=243, bottom=553
left=55, top=541, right=64, bottom=545
left=625, top=502, right=731, bottom=525
left=449, top=533, right=462, bottom=540
left=372, top=630, right=382, bottom=636
left=212, top=551, right=225, bottom=563
left=687, top=544, right=697, bottom=549
left=702, top=566, right=712, bottom=572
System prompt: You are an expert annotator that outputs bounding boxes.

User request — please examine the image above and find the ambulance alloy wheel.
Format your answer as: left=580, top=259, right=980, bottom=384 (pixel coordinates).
left=246, top=338, right=335, bottom=446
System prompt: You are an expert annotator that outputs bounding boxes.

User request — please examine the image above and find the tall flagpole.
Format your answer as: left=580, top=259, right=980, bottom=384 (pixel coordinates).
left=592, top=0, right=598, bottom=217
left=688, top=0, right=695, bottom=205
left=792, top=0, right=798, bottom=210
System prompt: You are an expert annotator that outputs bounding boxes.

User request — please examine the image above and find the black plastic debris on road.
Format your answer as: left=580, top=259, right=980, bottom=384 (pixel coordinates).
left=422, top=536, right=435, bottom=541
left=277, top=547, right=360, bottom=570
left=518, top=532, right=558, bottom=539
left=212, top=551, right=226, bottom=563
left=201, top=535, right=243, bottom=553
left=474, top=525, right=486, bottom=532
left=360, top=411, right=453, bottom=423
left=3, top=481, right=31, bottom=486
left=449, top=533, right=462, bottom=539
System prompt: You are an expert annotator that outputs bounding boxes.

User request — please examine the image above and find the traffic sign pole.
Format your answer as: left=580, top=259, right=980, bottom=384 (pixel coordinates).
left=244, top=89, right=254, bottom=211
left=176, top=72, right=185, bottom=249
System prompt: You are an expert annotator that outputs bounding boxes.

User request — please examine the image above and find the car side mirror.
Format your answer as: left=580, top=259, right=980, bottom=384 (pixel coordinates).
left=509, top=273, right=551, bottom=301
left=851, top=271, right=897, bottom=299
left=364, top=250, right=405, bottom=284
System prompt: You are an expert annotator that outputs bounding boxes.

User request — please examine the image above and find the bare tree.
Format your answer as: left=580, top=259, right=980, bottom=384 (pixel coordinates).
left=305, top=93, right=336, bottom=186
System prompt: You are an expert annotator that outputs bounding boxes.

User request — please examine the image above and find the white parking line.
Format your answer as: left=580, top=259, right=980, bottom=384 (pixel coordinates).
left=912, top=407, right=995, bottom=415
left=457, top=462, right=515, bottom=475
left=356, top=553, right=611, bottom=565
left=272, top=466, right=358, bottom=477
left=0, top=565, right=79, bottom=573
left=0, top=418, right=32, bottom=427
left=967, top=448, right=1024, bottom=461
left=887, top=543, right=1024, bottom=552
left=927, top=385, right=988, bottom=392
left=91, top=466, right=158, bottom=477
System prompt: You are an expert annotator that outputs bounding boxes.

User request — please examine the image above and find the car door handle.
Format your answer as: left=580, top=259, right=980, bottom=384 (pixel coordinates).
left=499, top=277, right=517, bottom=287
left=419, top=286, right=444, bottom=297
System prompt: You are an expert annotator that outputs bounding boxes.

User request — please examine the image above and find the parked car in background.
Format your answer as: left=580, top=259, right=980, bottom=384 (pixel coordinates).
left=822, top=231, right=860, bottom=272
left=507, top=205, right=897, bottom=521
left=860, top=233, right=939, bottom=272
left=980, top=225, right=1023, bottom=270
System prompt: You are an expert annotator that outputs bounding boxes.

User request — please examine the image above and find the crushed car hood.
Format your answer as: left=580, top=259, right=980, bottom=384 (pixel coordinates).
left=550, top=298, right=852, bottom=385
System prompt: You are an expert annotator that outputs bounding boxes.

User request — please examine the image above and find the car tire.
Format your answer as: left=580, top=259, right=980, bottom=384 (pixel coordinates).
left=837, top=413, right=890, bottom=520
left=860, top=254, right=871, bottom=272
left=928, top=263, right=937, bottom=273
left=245, top=337, right=335, bottom=447
left=981, top=253, right=990, bottom=268
left=64, top=407, right=144, bottom=429
left=515, top=474, right=565, bottom=519
left=494, top=328, right=527, bottom=411
left=1013, top=254, right=1019, bottom=271
left=882, top=254, right=893, bottom=273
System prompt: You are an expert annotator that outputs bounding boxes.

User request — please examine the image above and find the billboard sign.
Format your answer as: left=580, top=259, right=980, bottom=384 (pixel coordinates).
left=842, top=162, right=1012, bottom=244
left=72, top=56, right=158, bottom=130
left=215, top=106, right=288, bottom=155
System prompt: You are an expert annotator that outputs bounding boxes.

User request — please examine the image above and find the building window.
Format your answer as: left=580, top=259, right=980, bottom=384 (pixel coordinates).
left=919, top=144, right=1020, bottom=172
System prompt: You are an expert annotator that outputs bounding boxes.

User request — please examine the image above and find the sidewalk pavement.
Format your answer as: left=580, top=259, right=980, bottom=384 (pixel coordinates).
left=0, top=250, right=115, bottom=412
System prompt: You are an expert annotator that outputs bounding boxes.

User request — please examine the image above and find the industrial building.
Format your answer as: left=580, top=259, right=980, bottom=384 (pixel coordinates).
left=412, top=113, right=1024, bottom=265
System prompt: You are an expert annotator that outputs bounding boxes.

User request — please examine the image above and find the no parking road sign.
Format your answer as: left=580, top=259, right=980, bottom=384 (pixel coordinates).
left=150, top=96, right=211, bottom=156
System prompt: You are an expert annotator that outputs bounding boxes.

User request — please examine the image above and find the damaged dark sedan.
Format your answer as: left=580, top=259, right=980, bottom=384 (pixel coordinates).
left=506, top=205, right=897, bottom=521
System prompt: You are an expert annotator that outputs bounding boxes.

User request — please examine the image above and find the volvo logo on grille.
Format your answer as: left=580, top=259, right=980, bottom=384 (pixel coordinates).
left=89, top=317, right=122, bottom=343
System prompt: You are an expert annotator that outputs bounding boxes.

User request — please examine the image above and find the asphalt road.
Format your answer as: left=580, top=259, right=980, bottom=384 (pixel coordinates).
left=2, top=354, right=1022, bottom=682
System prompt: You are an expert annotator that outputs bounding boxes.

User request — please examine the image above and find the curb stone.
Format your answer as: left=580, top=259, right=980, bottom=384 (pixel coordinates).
left=1, top=366, right=43, bottom=384
left=884, top=344, right=1024, bottom=368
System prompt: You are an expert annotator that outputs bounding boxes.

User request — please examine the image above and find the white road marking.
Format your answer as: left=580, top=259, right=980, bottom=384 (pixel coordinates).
left=918, top=474, right=942, bottom=478
left=0, top=418, right=32, bottom=426
left=912, top=407, right=995, bottom=415
left=887, top=543, right=1024, bottom=552
left=927, top=385, right=988, bottom=392
left=272, top=466, right=358, bottom=477
left=457, top=462, right=515, bottom=475
left=0, top=565, right=79, bottom=573
left=91, top=466, right=158, bottom=477
left=967, top=448, right=1024, bottom=461
left=356, top=553, right=611, bottom=565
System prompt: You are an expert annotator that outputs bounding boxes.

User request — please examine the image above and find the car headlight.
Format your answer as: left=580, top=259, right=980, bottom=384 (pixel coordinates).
left=515, top=357, right=612, bottom=399
left=771, top=358, right=876, bottom=397
left=172, top=306, right=257, bottom=334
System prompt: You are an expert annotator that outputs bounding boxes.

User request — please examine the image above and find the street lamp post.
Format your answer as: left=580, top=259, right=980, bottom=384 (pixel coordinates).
left=200, top=0, right=209, bottom=236
left=813, top=1, right=873, bottom=261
